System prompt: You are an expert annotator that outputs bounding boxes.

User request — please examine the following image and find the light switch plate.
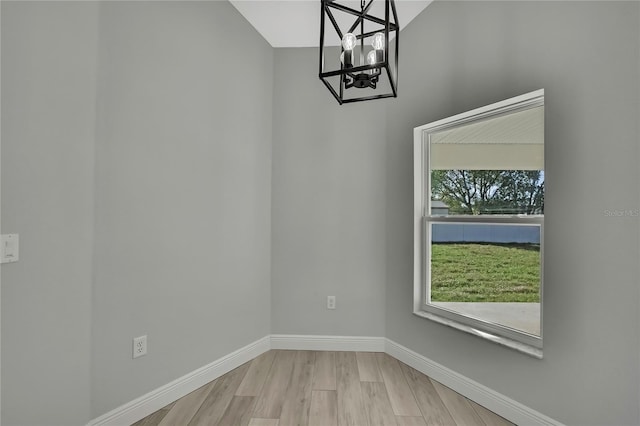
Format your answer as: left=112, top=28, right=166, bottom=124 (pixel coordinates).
left=1, top=234, right=19, bottom=263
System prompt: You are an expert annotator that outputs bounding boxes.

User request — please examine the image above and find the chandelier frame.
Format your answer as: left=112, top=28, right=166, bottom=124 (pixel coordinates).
left=319, top=0, right=399, bottom=104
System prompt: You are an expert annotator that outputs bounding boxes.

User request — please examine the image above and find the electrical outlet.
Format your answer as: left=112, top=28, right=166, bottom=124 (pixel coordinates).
left=133, top=335, right=147, bottom=359
left=1, top=234, right=19, bottom=264
left=327, top=296, right=336, bottom=310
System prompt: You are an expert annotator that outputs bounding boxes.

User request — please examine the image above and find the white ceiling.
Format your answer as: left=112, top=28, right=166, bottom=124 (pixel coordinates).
left=229, top=0, right=433, bottom=48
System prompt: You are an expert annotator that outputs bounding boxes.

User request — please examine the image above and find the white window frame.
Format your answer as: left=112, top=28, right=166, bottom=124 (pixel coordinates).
left=413, top=89, right=544, bottom=358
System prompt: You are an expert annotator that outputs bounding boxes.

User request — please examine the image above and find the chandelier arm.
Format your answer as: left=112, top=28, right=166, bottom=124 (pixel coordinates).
left=345, top=77, right=354, bottom=89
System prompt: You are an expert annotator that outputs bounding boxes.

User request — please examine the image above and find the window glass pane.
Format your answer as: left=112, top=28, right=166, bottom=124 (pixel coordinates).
left=430, top=170, right=544, bottom=215
left=429, top=106, right=544, bottom=170
left=428, top=105, right=544, bottom=216
left=429, top=223, right=541, bottom=336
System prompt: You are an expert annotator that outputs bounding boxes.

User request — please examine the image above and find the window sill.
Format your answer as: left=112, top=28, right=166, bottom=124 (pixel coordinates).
left=413, top=309, right=543, bottom=359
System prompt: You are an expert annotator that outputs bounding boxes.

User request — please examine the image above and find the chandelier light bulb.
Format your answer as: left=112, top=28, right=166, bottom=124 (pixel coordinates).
left=371, top=32, right=385, bottom=50
left=342, top=33, right=357, bottom=50
left=367, top=50, right=378, bottom=65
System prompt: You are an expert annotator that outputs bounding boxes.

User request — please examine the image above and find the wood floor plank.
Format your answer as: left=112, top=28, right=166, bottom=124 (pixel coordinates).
left=279, top=351, right=316, bottom=426
left=132, top=403, right=173, bottom=426
left=309, top=390, right=338, bottom=426
left=356, top=352, right=383, bottom=382
left=312, top=351, right=336, bottom=390
left=157, top=381, right=216, bottom=426
left=431, top=380, right=485, bottom=426
left=469, top=400, right=514, bottom=426
left=399, top=363, right=456, bottom=426
left=187, top=362, right=251, bottom=426
left=252, top=350, right=297, bottom=419
left=375, top=353, right=422, bottom=417
left=248, top=419, right=280, bottom=426
left=395, top=417, right=427, bottom=426
left=361, top=381, right=397, bottom=426
left=236, top=350, right=278, bottom=396
left=217, top=395, right=255, bottom=426
left=132, top=410, right=168, bottom=426
left=335, top=351, right=369, bottom=426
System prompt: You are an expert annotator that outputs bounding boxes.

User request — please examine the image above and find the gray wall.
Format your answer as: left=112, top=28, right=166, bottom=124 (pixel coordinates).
left=385, top=2, right=640, bottom=425
left=271, top=48, right=387, bottom=337
left=1, top=1, right=273, bottom=422
left=91, top=1, right=273, bottom=416
left=1, top=2, right=99, bottom=424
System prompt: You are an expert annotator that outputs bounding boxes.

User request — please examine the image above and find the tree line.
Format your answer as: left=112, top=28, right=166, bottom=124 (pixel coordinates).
left=431, top=170, right=544, bottom=215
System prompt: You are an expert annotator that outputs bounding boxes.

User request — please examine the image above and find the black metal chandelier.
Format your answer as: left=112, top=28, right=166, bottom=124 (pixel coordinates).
left=319, top=0, right=399, bottom=104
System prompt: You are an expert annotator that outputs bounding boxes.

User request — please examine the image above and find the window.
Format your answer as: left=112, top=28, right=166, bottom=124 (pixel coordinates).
left=413, top=90, right=544, bottom=357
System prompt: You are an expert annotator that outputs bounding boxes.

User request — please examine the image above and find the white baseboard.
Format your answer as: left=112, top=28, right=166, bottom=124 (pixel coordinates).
left=87, top=335, right=562, bottom=426
left=385, top=339, right=563, bottom=426
left=87, top=336, right=271, bottom=426
left=270, top=334, right=385, bottom=352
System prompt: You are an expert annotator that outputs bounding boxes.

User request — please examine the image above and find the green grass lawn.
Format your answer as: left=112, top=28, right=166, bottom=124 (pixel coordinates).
left=430, top=243, right=540, bottom=303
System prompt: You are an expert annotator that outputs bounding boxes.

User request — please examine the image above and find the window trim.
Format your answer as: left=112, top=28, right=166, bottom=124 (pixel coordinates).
left=413, top=89, right=545, bottom=358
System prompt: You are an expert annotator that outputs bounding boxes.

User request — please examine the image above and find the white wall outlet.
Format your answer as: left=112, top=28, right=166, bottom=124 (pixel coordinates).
left=327, top=296, right=336, bottom=310
left=133, top=335, right=147, bottom=359
left=1, top=234, right=19, bottom=264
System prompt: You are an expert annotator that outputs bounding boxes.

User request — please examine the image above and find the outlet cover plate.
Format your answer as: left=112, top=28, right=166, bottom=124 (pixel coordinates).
left=133, top=335, right=147, bottom=359
left=1, top=234, right=19, bottom=263
left=327, top=296, right=336, bottom=310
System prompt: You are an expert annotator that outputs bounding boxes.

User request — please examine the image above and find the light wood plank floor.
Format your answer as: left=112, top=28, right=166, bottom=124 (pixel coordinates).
left=133, top=350, right=513, bottom=426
